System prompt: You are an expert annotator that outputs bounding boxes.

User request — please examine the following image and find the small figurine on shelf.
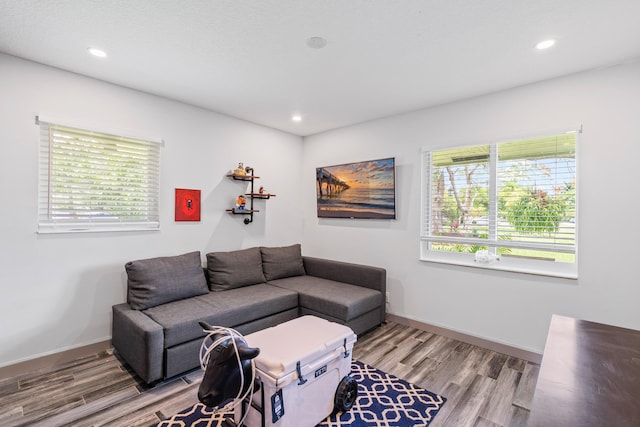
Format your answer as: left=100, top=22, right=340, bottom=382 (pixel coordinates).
left=234, top=162, right=246, bottom=176
left=258, top=186, right=265, bottom=194
left=236, top=194, right=246, bottom=210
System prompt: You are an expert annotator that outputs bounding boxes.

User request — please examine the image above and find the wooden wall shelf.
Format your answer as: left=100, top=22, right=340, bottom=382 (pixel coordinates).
left=246, top=193, right=276, bottom=200
left=227, top=173, right=260, bottom=181
left=226, top=167, right=273, bottom=224
left=226, top=209, right=260, bottom=214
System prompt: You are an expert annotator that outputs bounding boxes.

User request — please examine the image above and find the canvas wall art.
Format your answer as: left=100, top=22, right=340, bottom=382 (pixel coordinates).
left=316, top=158, right=396, bottom=219
left=175, top=188, right=201, bottom=221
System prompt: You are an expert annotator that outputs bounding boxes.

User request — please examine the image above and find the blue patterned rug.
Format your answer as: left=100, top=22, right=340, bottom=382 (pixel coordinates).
left=156, top=360, right=446, bottom=427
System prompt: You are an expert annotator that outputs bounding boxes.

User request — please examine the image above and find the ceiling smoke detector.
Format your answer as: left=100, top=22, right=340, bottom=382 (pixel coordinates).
left=306, top=37, right=327, bottom=49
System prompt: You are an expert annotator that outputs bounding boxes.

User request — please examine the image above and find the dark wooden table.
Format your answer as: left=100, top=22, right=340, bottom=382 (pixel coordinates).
left=529, top=314, right=640, bottom=426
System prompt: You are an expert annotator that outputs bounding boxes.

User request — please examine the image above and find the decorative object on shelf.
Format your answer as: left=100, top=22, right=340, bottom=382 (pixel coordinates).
left=175, top=188, right=201, bottom=222
left=235, top=195, right=246, bottom=210
left=226, top=166, right=275, bottom=224
left=233, top=162, right=247, bottom=176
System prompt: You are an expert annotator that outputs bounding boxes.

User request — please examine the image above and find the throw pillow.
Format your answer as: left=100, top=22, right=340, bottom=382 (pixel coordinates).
left=126, top=251, right=208, bottom=310
left=206, top=247, right=266, bottom=291
left=260, top=244, right=306, bottom=281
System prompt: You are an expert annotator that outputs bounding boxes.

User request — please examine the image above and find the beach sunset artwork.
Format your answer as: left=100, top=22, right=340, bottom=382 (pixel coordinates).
left=316, top=157, right=396, bottom=219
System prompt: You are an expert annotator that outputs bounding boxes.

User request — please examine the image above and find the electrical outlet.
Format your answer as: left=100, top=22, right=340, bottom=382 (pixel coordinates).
left=385, top=292, right=390, bottom=303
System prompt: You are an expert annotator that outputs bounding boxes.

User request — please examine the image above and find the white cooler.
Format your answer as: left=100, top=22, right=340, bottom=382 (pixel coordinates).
left=235, top=315, right=357, bottom=427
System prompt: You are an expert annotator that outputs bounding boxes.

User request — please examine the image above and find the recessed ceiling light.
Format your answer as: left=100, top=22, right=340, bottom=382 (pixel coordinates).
left=535, top=39, right=556, bottom=50
left=88, top=47, right=107, bottom=58
left=306, top=37, right=327, bottom=49
left=291, top=114, right=302, bottom=122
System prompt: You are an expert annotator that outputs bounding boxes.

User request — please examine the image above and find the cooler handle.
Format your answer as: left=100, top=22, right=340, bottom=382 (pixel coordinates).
left=296, top=361, right=307, bottom=385
left=295, top=343, right=354, bottom=386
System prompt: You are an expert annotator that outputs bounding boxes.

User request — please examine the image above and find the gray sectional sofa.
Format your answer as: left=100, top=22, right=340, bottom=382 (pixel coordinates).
left=112, top=244, right=386, bottom=384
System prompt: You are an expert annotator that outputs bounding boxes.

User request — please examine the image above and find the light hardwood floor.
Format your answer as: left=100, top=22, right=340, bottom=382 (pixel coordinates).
left=0, top=321, right=539, bottom=427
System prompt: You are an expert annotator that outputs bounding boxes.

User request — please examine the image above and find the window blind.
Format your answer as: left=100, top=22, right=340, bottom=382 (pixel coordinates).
left=421, top=130, right=578, bottom=278
left=37, top=119, right=161, bottom=233
left=497, top=134, right=576, bottom=254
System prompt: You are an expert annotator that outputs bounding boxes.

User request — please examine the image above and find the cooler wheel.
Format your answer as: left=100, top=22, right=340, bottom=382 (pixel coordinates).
left=334, top=375, right=358, bottom=412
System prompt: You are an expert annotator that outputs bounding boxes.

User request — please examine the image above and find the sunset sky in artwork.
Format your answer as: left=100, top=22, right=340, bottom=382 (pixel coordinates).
left=324, top=158, right=394, bottom=189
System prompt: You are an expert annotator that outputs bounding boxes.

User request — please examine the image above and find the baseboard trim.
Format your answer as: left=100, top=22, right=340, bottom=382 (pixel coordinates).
left=1, top=316, right=541, bottom=379
left=0, top=340, right=112, bottom=379
left=386, top=313, right=542, bottom=364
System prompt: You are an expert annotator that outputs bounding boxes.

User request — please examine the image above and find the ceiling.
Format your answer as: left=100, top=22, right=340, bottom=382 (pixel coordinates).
left=1, top=1, right=640, bottom=136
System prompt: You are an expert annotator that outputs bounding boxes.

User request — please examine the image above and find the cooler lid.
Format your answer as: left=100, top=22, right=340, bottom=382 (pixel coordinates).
left=244, top=316, right=356, bottom=378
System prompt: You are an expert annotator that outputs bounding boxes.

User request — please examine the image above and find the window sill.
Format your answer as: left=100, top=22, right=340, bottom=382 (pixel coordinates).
left=37, top=222, right=160, bottom=234
left=419, top=250, right=577, bottom=280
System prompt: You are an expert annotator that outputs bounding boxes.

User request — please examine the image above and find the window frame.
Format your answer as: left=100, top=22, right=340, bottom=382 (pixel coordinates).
left=36, top=117, right=162, bottom=234
left=420, top=129, right=579, bottom=279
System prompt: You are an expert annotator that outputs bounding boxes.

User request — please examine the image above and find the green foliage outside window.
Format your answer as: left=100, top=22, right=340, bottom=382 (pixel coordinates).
left=506, top=189, right=567, bottom=234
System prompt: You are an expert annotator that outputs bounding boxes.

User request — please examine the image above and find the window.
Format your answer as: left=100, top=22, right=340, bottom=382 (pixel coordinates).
left=37, top=118, right=161, bottom=233
left=421, top=130, right=578, bottom=278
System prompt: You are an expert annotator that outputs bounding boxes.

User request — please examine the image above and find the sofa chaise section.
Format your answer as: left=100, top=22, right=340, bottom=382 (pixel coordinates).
left=267, top=257, right=385, bottom=335
left=301, top=256, right=386, bottom=327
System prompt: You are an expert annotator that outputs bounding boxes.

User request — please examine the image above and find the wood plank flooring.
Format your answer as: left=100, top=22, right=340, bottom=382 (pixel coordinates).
left=0, top=321, right=539, bottom=426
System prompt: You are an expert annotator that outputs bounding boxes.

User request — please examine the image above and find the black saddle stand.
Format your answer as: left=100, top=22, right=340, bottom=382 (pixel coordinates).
left=222, top=377, right=264, bottom=427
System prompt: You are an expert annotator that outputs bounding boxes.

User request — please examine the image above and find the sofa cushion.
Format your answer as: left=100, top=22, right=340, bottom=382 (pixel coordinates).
left=143, top=284, right=299, bottom=348
left=125, top=251, right=208, bottom=310
left=268, top=276, right=382, bottom=322
left=207, top=247, right=266, bottom=291
left=260, top=244, right=306, bottom=281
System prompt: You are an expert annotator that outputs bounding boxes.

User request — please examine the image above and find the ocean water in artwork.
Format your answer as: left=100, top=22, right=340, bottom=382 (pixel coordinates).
left=317, top=187, right=395, bottom=218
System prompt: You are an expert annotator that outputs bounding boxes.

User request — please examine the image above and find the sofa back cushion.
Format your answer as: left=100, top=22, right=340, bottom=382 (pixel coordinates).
left=260, top=244, right=306, bottom=281
left=126, top=251, right=209, bottom=310
left=207, top=247, right=266, bottom=291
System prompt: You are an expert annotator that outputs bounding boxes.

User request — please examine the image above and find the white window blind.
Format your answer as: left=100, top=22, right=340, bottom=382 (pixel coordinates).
left=37, top=118, right=161, bottom=233
left=421, top=130, right=578, bottom=278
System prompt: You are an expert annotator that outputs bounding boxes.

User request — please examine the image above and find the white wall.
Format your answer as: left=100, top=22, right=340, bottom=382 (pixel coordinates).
left=302, top=61, right=640, bottom=354
left=0, top=54, right=304, bottom=367
left=3, top=52, right=639, bottom=368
